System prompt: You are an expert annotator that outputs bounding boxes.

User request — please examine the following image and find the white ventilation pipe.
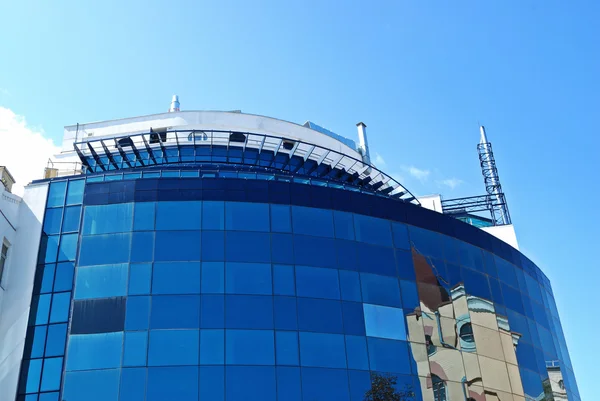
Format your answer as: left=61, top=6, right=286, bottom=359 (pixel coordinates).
left=356, top=122, right=371, bottom=165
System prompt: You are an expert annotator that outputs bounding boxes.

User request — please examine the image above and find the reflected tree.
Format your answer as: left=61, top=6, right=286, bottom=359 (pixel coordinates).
left=364, top=373, right=415, bottom=401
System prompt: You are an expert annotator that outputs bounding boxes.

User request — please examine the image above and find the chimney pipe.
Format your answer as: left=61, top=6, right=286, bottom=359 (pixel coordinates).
left=169, top=95, right=180, bottom=112
left=356, top=122, right=371, bottom=165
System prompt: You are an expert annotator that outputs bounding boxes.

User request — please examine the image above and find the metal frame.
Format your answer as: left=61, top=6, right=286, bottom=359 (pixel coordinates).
left=441, top=193, right=511, bottom=226
left=73, top=129, right=421, bottom=205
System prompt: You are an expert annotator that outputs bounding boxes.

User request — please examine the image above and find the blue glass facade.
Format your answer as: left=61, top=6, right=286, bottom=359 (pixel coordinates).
left=17, top=171, right=580, bottom=401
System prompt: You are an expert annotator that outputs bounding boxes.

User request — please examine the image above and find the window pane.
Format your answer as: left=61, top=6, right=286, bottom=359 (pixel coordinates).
left=225, top=202, right=270, bottom=231
left=63, top=369, right=120, bottom=401
left=82, top=203, right=133, bottom=235
left=120, top=368, right=146, bottom=401
left=294, top=235, right=336, bottom=269
left=342, top=301, right=366, bottom=336
left=226, top=329, right=275, bottom=365
left=57, top=233, right=78, bottom=261
left=202, top=231, right=225, bottom=261
left=34, top=294, right=51, bottom=325
left=62, top=206, right=81, bottom=233
left=79, top=233, right=131, bottom=266
left=29, top=325, right=47, bottom=358
left=363, top=303, right=407, bottom=340
left=203, top=201, right=224, bottom=229
left=333, top=211, right=355, bottom=240
left=148, top=329, right=199, bottom=366
left=225, top=231, right=271, bottom=263
left=354, top=214, right=392, bottom=246
left=147, top=366, right=199, bottom=401
left=201, top=295, right=225, bottom=328
left=133, top=202, right=155, bottom=231
left=295, top=265, right=340, bottom=299
left=299, top=332, right=346, bottom=368
left=125, top=296, right=150, bottom=330
left=360, top=273, right=401, bottom=307
left=276, top=331, right=299, bottom=365
left=270, top=204, right=291, bottom=233
left=200, top=329, right=224, bottom=364
left=367, top=337, right=411, bottom=374
left=65, top=179, right=85, bottom=205
left=392, top=223, right=410, bottom=250
left=226, top=295, right=273, bottom=329
left=274, top=296, right=298, bottom=331
left=39, top=235, right=59, bottom=264
left=47, top=181, right=67, bottom=208
left=75, top=263, right=128, bottom=300
left=67, top=332, right=123, bottom=371
left=273, top=264, right=295, bottom=296
left=49, top=292, right=71, bottom=323
left=129, top=263, right=151, bottom=295
left=156, top=201, right=201, bottom=230
left=297, top=298, right=343, bottom=333
left=356, top=242, right=396, bottom=276
left=123, top=331, right=148, bottom=366
left=339, top=270, right=361, bottom=302
left=54, top=262, right=74, bottom=292
left=22, top=358, right=42, bottom=393
left=202, top=262, right=224, bottom=293
left=345, top=335, right=369, bottom=370
left=226, top=366, right=276, bottom=401
left=154, top=230, right=201, bottom=262
left=130, top=232, right=154, bottom=263
left=301, top=367, right=350, bottom=401
left=152, top=262, right=200, bottom=294
left=43, top=208, right=63, bottom=235
left=151, top=295, right=200, bottom=329
left=45, top=323, right=67, bottom=357
left=271, top=233, right=294, bottom=264
left=39, top=263, right=56, bottom=294
left=226, top=262, right=272, bottom=295
left=277, top=366, right=301, bottom=401
left=200, top=366, right=224, bottom=401
left=40, top=357, right=63, bottom=391
left=292, top=206, right=334, bottom=237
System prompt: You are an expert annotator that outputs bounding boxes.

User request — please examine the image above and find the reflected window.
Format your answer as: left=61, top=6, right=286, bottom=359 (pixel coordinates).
left=82, top=203, right=133, bottom=235
left=432, top=375, right=447, bottom=401
left=459, top=323, right=474, bottom=343
left=425, top=334, right=436, bottom=356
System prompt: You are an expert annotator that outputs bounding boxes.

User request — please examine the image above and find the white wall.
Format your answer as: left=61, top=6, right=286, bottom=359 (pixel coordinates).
left=417, top=194, right=443, bottom=213
left=482, top=224, right=519, bottom=250
left=0, top=183, right=48, bottom=401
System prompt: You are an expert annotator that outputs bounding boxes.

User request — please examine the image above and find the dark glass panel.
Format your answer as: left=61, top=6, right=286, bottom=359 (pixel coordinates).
left=271, top=232, right=295, bottom=264
left=147, top=366, right=199, bottom=401
left=225, top=231, right=271, bottom=263
left=391, top=222, right=410, bottom=250
left=462, top=267, right=491, bottom=300
left=130, top=232, right=154, bottom=263
left=274, top=296, right=298, bottom=331
left=201, top=294, right=225, bottom=328
left=202, top=231, right=225, bottom=261
left=292, top=206, right=334, bottom=237
left=295, top=265, right=340, bottom=300
left=203, top=201, right=225, bottom=230
left=225, top=262, right=272, bottom=295
left=225, top=294, right=273, bottom=329
left=396, top=249, right=416, bottom=280
left=339, top=270, right=361, bottom=302
left=356, top=242, right=396, bottom=276
left=226, top=329, right=275, bottom=365
left=345, top=335, right=369, bottom=370
left=333, top=211, right=355, bottom=240
left=199, top=366, right=224, bottom=401
left=297, top=298, right=343, bottom=333
left=154, top=231, right=201, bottom=262
left=151, top=295, right=200, bottom=329
left=360, top=273, right=402, bottom=307
left=276, top=331, right=299, bottom=366
left=299, top=332, right=346, bottom=368
left=38, top=235, right=59, bottom=264
left=200, top=329, right=224, bottom=364
left=342, top=301, right=366, bottom=336
left=301, top=367, right=350, bottom=401
left=226, top=366, right=276, bottom=401
left=152, top=262, right=201, bottom=294
left=354, top=214, right=392, bottom=246
left=148, top=330, right=199, bottom=366
left=271, top=204, right=292, bottom=233
left=294, top=235, right=337, bottom=269
left=71, top=297, right=126, bottom=334
left=367, top=337, right=411, bottom=374
left=277, top=367, right=302, bottom=401
left=156, top=201, right=201, bottom=230
left=273, top=264, right=295, bottom=296
left=225, top=202, right=270, bottom=231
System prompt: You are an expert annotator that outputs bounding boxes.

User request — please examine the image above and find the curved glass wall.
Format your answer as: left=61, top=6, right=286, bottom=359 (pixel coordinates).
left=18, top=175, right=579, bottom=401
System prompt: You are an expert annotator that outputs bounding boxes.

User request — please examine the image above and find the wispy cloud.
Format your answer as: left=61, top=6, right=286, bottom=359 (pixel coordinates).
left=373, top=153, right=386, bottom=167
left=0, top=107, right=60, bottom=195
left=438, top=177, right=464, bottom=190
left=407, top=166, right=430, bottom=182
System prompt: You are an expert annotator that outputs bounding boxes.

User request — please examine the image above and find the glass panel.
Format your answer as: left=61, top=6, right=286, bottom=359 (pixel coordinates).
left=63, top=369, right=120, bottom=401
left=299, top=332, right=346, bottom=368
left=130, top=232, right=154, bottom=263
left=274, top=296, right=298, bottom=331
left=295, top=265, right=340, bottom=299
left=40, top=357, right=63, bottom=391
left=66, top=179, right=85, bottom=205
left=225, top=202, right=270, bottom=231
left=201, top=295, right=225, bottom=328
left=45, top=323, right=67, bottom=357
left=156, top=201, right=201, bottom=230
left=120, top=368, right=146, bottom=401
left=30, top=325, right=47, bottom=358
left=360, top=273, right=402, bottom=307
left=199, top=366, right=224, bottom=401
left=154, top=231, right=201, bottom=262
left=151, top=295, right=200, bottom=329
left=39, top=235, right=59, bottom=264
left=133, top=202, right=155, bottom=231
left=339, top=270, right=361, bottom=302
left=200, top=329, right=224, bottom=364
left=202, top=231, right=225, bottom=261
left=203, top=201, right=225, bottom=230
left=43, top=208, right=63, bottom=235
left=66, top=332, right=123, bottom=371
left=225, top=231, right=271, bottom=263
left=47, top=181, right=67, bottom=208
left=34, top=294, right=51, bottom=325
left=62, top=206, right=81, bottom=232
left=273, top=264, right=295, bottom=296
left=40, top=263, right=56, bottom=294
left=294, top=235, right=336, bottom=269
left=226, top=295, right=273, bottom=329
left=57, top=233, right=78, bottom=261
left=277, top=366, right=301, bottom=401
left=367, top=337, right=411, bottom=374
left=292, top=206, right=334, bottom=237
left=82, top=203, right=133, bottom=235
left=301, top=367, right=350, bottom=401
left=23, top=358, right=42, bottom=393
left=226, top=366, right=276, bottom=401
left=276, top=331, right=299, bottom=366
left=270, top=204, right=291, bottom=233
left=49, top=292, right=71, bottom=323
left=225, top=262, right=272, bottom=295
left=123, top=331, right=148, bottom=366
left=392, top=223, right=410, bottom=250
left=363, top=303, right=407, bottom=340
left=128, top=263, right=151, bottom=295
left=79, top=233, right=131, bottom=266
left=125, top=296, right=150, bottom=331
left=54, top=262, right=74, bottom=292
left=75, top=263, right=128, bottom=299
left=333, top=211, right=355, bottom=240
left=152, top=262, right=200, bottom=294
left=226, top=329, right=275, bottom=365
left=354, top=214, right=392, bottom=246
left=148, top=329, right=199, bottom=366
left=147, top=366, right=199, bottom=401
left=345, top=335, right=369, bottom=370
left=202, top=262, right=225, bottom=293
left=297, top=298, right=343, bottom=333
left=271, top=233, right=294, bottom=264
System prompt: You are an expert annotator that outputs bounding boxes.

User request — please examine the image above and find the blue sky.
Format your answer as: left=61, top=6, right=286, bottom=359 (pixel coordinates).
left=1, top=0, right=598, bottom=398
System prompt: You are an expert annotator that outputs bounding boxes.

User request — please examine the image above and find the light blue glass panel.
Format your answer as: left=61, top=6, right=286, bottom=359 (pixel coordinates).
left=200, top=366, right=224, bottom=401
left=49, top=292, right=71, bottom=323
left=152, top=262, right=201, bottom=294
left=63, top=369, right=120, bottom=401
left=66, top=179, right=85, bottom=205
left=225, top=202, right=269, bottom=231
left=47, top=181, right=67, bottom=208
left=200, top=329, right=224, bottom=364
left=66, top=332, right=123, bottom=371
left=292, top=206, right=334, bottom=237
left=203, top=201, right=225, bottom=230
left=62, top=206, right=82, bottom=232
left=225, top=262, right=272, bottom=295
left=35, top=294, right=51, bottom=324
left=129, top=263, right=151, bottom=295
left=295, top=265, right=340, bottom=299
left=79, top=233, right=131, bottom=266
left=125, top=296, right=150, bottom=330
left=156, top=201, right=201, bottom=230
left=123, top=331, right=148, bottom=366
left=299, top=332, right=346, bottom=368
left=75, top=263, right=128, bottom=299
left=354, top=214, right=392, bottom=246
left=147, top=366, right=199, bottom=401
left=58, top=233, right=78, bottom=261
left=43, top=208, right=63, bottom=234
left=24, top=359, right=42, bottom=393
left=226, top=329, right=274, bottom=365
left=40, top=357, right=63, bottom=391
left=148, top=329, right=199, bottom=366
left=133, top=202, right=155, bottom=231
left=82, top=203, right=133, bottom=235
left=363, top=303, right=406, bottom=340
left=276, top=331, right=299, bottom=365
left=202, top=262, right=225, bottom=293
left=39, top=235, right=59, bottom=264
left=120, top=368, right=146, bottom=401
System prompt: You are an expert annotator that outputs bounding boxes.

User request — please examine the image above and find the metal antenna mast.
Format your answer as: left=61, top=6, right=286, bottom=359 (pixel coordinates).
left=477, top=126, right=511, bottom=225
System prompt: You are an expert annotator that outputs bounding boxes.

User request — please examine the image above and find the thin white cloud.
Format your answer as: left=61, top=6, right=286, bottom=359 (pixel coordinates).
left=0, top=107, right=60, bottom=196
left=373, top=152, right=386, bottom=167
left=407, top=166, right=430, bottom=182
left=438, top=177, right=464, bottom=190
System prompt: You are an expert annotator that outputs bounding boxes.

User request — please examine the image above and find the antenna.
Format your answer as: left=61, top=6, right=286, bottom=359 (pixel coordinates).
left=477, top=126, right=511, bottom=225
